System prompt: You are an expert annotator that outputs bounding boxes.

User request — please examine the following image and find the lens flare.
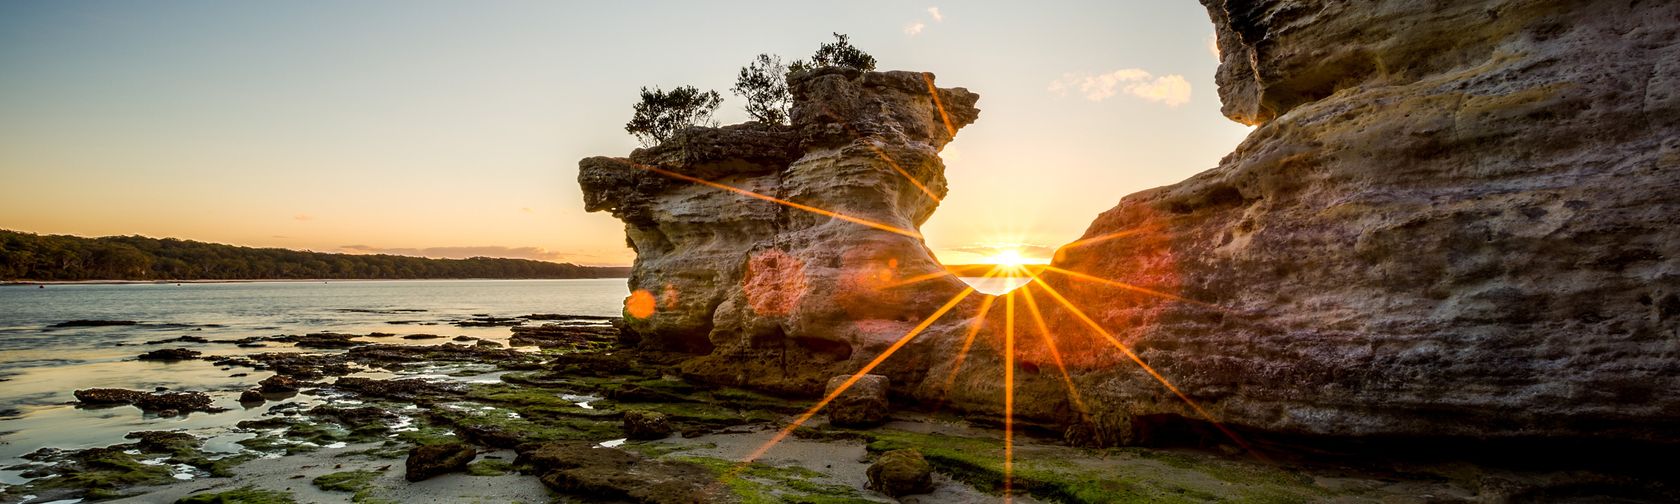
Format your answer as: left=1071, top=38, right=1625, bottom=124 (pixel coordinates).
left=741, top=286, right=976, bottom=465
left=1003, top=290, right=1016, bottom=501
left=623, top=161, right=922, bottom=239
left=1030, top=277, right=1259, bottom=456
left=1019, top=283, right=1091, bottom=419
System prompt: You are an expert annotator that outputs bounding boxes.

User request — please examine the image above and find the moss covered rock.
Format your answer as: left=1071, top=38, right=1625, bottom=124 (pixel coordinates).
left=405, top=441, right=476, bottom=481
left=867, top=449, right=933, bottom=497
left=622, top=410, right=673, bottom=440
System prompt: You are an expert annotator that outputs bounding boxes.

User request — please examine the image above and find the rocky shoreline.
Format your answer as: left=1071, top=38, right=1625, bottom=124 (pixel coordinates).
left=1, top=313, right=1670, bottom=503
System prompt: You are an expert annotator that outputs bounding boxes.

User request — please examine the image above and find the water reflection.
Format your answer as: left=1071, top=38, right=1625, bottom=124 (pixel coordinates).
left=959, top=276, right=1030, bottom=295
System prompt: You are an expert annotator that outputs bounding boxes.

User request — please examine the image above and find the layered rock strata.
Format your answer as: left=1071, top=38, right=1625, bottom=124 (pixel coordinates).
left=941, top=0, right=1680, bottom=445
left=583, top=0, right=1679, bottom=449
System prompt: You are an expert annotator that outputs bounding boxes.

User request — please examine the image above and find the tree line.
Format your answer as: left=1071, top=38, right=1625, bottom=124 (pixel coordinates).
left=0, top=230, right=629, bottom=281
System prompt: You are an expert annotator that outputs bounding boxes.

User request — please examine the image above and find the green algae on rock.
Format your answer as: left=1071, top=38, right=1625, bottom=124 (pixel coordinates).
left=174, top=486, right=298, bottom=504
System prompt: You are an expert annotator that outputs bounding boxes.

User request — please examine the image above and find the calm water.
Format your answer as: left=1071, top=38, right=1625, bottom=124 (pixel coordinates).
left=0, top=279, right=628, bottom=481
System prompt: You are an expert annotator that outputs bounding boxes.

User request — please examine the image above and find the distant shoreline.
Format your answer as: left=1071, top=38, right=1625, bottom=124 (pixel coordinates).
left=2, top=278, right=629, bottom=286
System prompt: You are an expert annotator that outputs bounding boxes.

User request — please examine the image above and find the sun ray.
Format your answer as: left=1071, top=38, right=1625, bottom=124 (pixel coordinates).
left=1003, top=289, right=1016, bottom=501
left=922, top=72, right=958, bottom=139
left=932, top=267, right=1006, bottom=412
left=882, top=268, right=958, bottom=289
left=740, top=285, right=977, bottom=465
left=1019, top=282, right=1092, bottom=419
left=868, top=143, right=943, bottom=203
left=624, top=161, right=922, bottom=238
left=1054, top=226, right=1151, bottom=253
left=811, top=102, right=942, bottom=204
left=1030, top=278, right=1259, bottom=456
left=1041, top=265, right=1217, bottom=309
left=934, top=295, right=997, bottom=407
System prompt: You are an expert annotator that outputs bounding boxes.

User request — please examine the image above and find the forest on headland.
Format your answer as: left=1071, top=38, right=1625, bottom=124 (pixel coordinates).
left=0, top=230, right=629, bottom=281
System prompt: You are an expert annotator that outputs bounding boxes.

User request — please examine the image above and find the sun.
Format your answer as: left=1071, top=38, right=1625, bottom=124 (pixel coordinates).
left=985, top=248, right=1032, bottom=268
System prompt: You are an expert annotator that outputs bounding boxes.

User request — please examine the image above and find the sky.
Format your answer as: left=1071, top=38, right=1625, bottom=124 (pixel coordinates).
left=0, top=1, right=1251, bottom=266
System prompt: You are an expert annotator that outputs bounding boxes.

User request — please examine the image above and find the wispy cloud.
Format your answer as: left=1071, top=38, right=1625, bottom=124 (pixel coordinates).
left=519, top=207, right=534, bottom=214
left=943, top=243, right=1057, bottom=262
left=1048, top=69, right=1191, bottom=106
left=906, top=6, right=940, bottom=37
left=337, top=244, right=590, bottom=263
left=293, top=213, right=314, bottom=221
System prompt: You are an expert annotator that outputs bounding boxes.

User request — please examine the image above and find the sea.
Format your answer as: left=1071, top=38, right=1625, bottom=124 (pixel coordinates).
left=0, top=279, right=628, bottom=484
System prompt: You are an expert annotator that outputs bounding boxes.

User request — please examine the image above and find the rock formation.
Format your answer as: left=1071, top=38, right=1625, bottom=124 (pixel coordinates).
left=935, top=0, right=1680, bottom=446
left=582, top=0, right=1679, bottom=451
left=579, top=67, right=980, bottom=394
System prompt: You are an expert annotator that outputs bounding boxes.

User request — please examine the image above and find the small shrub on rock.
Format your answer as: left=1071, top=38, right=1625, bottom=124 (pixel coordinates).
left=625, top=85, right=723, bottom=147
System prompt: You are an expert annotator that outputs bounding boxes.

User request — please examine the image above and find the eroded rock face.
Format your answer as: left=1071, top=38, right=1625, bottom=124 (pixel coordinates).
left=580, top=67, right=980, bottom=394
left=584, top=0, right=1678, bottom=449
left=824, top=374, right=890, bottom=427
left=943, top=0, right=1680, bottom=444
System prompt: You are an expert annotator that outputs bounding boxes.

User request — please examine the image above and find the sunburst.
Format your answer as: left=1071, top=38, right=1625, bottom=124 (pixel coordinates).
left=615, top=81, right=1257, bottom=501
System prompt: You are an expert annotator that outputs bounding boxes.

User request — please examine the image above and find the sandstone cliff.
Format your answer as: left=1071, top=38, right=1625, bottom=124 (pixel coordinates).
left=955, top=0, right=1680, bottom=445
left=582, top=0, right=1679, bottom=452
left=580, top=68, right=980, bottom=394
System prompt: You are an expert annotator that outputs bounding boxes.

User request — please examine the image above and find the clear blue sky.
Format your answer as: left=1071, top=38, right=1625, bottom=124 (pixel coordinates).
left=0, top=0, right=1250, bottom=265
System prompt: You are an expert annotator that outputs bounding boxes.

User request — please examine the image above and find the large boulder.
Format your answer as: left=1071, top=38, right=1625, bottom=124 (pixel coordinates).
left=824, top=374, right=890, bottom=427
left=406, top=442, right=477, bottom=481
left=517, top=441, right=732, bottom=504
left=621, top=410, right=672, bottom=440
left=866, top=449, right=934, bottom=497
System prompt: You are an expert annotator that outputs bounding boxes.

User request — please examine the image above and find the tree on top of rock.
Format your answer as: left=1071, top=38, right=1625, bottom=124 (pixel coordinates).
left=624, top=85, right=723, bottom=147
left=789, top=33, right=877, bottom=73
left=732, top=54, right=793, bottom=125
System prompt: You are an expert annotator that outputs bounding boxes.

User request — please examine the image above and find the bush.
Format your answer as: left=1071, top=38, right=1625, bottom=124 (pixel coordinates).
left=624, top=85, right=723, bottom=147
left=790, top=33, right=877, bottom=73
left=732, top=54, right=792, bottom=125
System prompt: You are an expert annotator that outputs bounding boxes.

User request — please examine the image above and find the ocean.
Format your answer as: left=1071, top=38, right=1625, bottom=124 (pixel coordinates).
left=0, top=279, right=629, bottom=483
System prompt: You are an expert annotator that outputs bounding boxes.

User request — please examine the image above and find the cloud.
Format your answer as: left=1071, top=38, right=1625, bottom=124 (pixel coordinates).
left=337, top=244, right=590, bottom=263
left=1206, top=34, right=1220, bottom=59
left=519, top=207, right=534, bottom=213
left=1048, top=69, right=1191, bottom=106
left=293, top=214, right=313, bottom=221
left=943, top=243, right=1057, bottom=260
left=906, top=6, right=940, bottom=37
